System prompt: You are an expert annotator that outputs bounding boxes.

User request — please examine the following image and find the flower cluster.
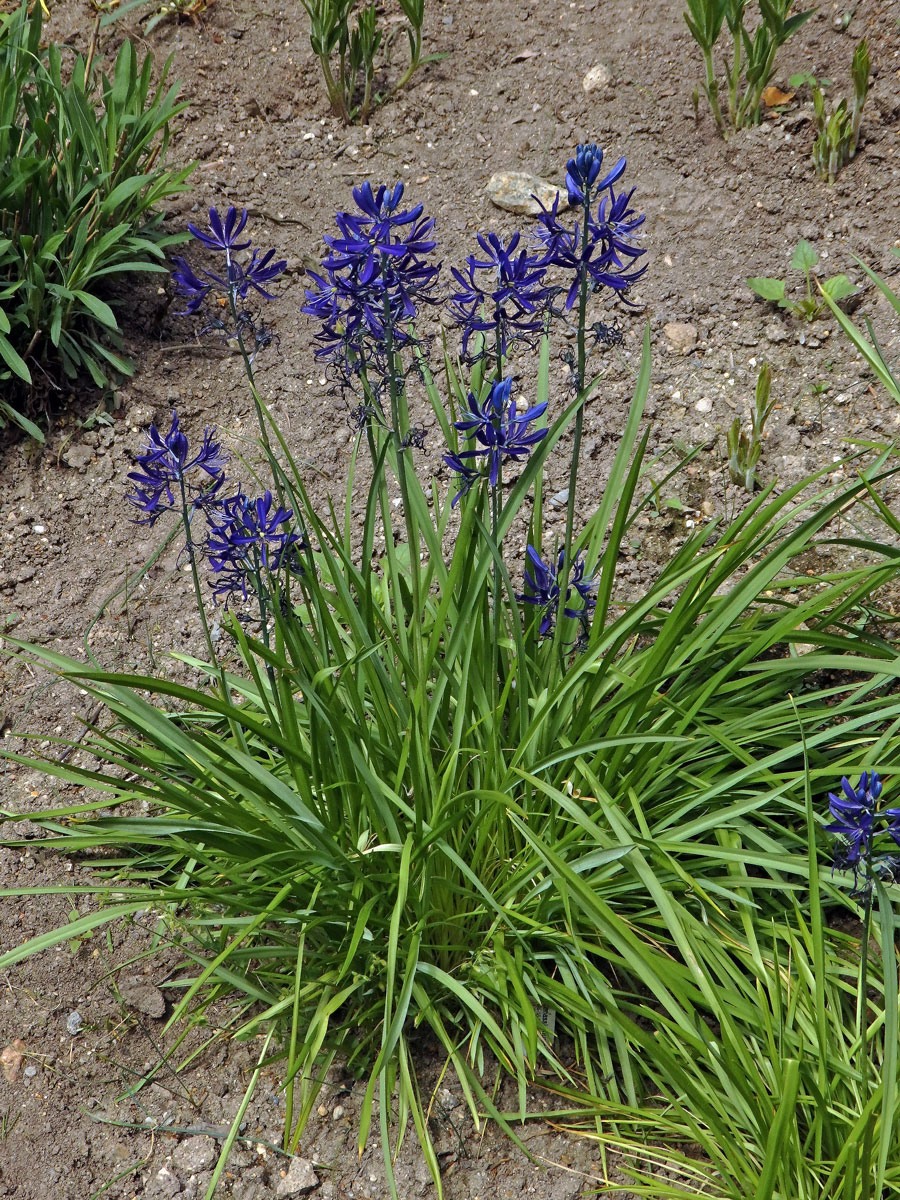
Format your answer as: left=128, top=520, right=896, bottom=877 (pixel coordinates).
left=445, top=377, right=547, bottom=493
left=519, top=546, right=597, bottom=636
left=825, top=771, right=900, bottom=896
left=206, top=490, right=306, bottom=605
left=126, top=413, right=227, bottom=526
left=535, top=144, right=646, bottom=310
left=449, top=231, right=552, bottom=360
left=171, top=206, right=286, bottom=352
left=302, top=182, right=440, bottom=386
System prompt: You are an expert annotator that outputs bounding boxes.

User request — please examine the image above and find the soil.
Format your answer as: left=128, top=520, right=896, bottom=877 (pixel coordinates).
left=2, top=0, right=900, bottom=1195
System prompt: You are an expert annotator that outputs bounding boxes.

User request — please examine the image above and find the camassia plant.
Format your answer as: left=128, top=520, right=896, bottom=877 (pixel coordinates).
left=4, top=146, right=900, bottom=1200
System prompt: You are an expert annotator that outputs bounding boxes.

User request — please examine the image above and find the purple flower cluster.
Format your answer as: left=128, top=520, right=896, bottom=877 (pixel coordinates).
left=171, top=207, right=286, bottom=344
left=126, top=413, right=227, bottom=525
left=518, top=546, right=597, bottom=636
left=127, top=414, right=304, bottom=607
left=534, top=144, right=646, bottom=309
left=449, top=231, right=551, bottom=360
left=206, top=489, right=306, bottom=605
left=302, top=182, right=439, bottom=380
left=825, top=772, right=900, bottom=896
left=444, top=378, right=547, bottom=497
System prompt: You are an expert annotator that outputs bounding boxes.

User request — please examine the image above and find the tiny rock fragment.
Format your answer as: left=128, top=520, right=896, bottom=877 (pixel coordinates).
left=276, top=1155, right=319, bottom=1196
left=332, top=1104, right=345, bottom=1120
left=694, top=396, right=713, bottom=414
left=66, top=1010, right=83, bottom=1036
left=663, top=322, right=698, bottom=354
left=765, top=323, right=790, bottom=344
left=485, top=172, right=562, bottom=216
left=761, top=86, right=794, bottom=107
left=512, top=48, right=537, bottom=62
left=173, top=1134, right=217, bottom=1174
left=582, top=62, right=613, bottom=93
left=118, top=977, right=166, bottom=1019
left=0, top=1040, right=25, bottom=1083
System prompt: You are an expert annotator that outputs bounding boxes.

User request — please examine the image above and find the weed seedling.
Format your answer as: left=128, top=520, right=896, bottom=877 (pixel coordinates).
left=683, top=0, right=815, bottom=135
left=748, top=240, right=857, bottom=320
left=812, top=40, right=870, bottom=183
left=727, top=362, right=775, bottom=490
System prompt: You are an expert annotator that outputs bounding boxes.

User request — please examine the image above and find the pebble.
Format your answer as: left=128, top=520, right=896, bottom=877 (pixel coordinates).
left=485, top=171, right=562, bottom=216
left=332, top=1104, right=345, bottom=1120
left=765, top=323, right=790, bottom=343
left=663, top=322, right=698, bottom=354
left=276, top=1155, right=319, bottom=1196
left=694, top=397, right=713, bottom=414
left=66, top=1011, right=83, bottom=1036
left=173, top=1134, right=217, bottom=1174
left=549, top=488, right=570, bottom=507
left=582, top=62, right=612, bottom=93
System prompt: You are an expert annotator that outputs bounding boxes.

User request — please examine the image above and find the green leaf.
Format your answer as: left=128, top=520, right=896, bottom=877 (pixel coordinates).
left=0, top=332, right=31, bottom=383
left=72, top=290, right=118, bottom=330
left=820, top=274, right=857, bottom=303
left=747, top=276, right=786, bottom=302
left=791, top=239, right=818, bottom=272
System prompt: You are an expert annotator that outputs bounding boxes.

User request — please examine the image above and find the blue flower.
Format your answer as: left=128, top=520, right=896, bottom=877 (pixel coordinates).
left=534, top=187, right=646, bottom=310
left=171, top=256, right=212, bottom=316
left=171, top=206, right=286, bottom=340
left=188, top=206, right=252, bottom=254
left=565, top=142, right=626, bottom=206
left=452, top=378, right=547, bottom=488
left=302, top=182, right=440, bottom=381
left=126, top=412, right=228, bottom=525
left=205, top=489, right=305, bottom=604
left=450, top=231, right=551, bottom=359
left=518, top=545, right=596, bottom=635
left=441, top=452, right=482, bottom=507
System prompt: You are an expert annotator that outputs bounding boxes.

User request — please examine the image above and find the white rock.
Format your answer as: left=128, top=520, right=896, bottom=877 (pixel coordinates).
left=582, top=63, right=613, bottom=92
left=276, top=1156, right=319, bottom=1196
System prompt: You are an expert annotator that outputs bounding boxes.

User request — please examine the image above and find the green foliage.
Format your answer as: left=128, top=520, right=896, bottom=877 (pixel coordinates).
left=813, top=40, right=871, bottom=184
left=727, top=360, right=775, bottom=490
left=748, top=239, right=858, bottom=321
left=0, top=2, right=191, bottom=439
left=683, top=0, right=814, bottom=135
left=5, top=333, right=900, bottom=1195
left=822, top=245, right=900, bottom=406
left=301, top=0, right=442, bottom=124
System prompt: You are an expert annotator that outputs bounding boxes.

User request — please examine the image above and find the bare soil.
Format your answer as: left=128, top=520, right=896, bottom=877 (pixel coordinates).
left=2, top=0, right=900, bottom=1196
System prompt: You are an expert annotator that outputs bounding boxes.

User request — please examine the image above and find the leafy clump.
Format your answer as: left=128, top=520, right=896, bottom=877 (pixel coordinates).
left=302, top=0, right=443, bottom=125
left=0, top=2, right=191, bottom=440
left=683, top=0, right=814, bottom=135
left=812, top=39, right=870, bottom=184
left=747, top=239, right=857, bottom=321
left=727, top=361, right=775, bottom=490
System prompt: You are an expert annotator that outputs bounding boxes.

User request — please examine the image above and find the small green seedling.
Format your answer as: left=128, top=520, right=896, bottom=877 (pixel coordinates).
left=683, top=0, right=815, bottom=136
left=727, top=362, right=776, bottom=490
left=812, top=40, right=870, bottom=183
left=747, top=240, right=858, bottom=320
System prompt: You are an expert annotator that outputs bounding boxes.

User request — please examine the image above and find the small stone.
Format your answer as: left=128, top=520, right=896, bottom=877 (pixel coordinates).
left=66, top=1011, right=83, bottom=1036
left=549, top=488, right=570, bottom=507
left=765, top=323, right=790, bottom=344
left=0, top=1041, right=25, bottom=1083
left=663, top=322, right=698, bottom=354
left=62, top=444, right=94, bottom=471
left=173, top=1134, right=217, bottom=1174
left=23, top=1064, right=37, bottom=1077
left=276, top=1155, right=319, bottom=1196
left=582, top=62, right=612, bottom=93
left=700, top=499, right=715, bottom=517
left=31, top=524, right=45, bottom=534
left=316, top=1105, right=328, bottom=1117
left=119, top=977, right=166, bottom=1019
left=694, top=396, right=713, bottom=414
left=332, top=1104, right=345, bottom=1120
left=485, top=171, right=563, bottom=216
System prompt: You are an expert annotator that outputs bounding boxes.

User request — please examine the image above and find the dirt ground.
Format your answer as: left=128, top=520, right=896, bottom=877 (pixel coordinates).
left=2, top=0, right=900, bottom=1195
